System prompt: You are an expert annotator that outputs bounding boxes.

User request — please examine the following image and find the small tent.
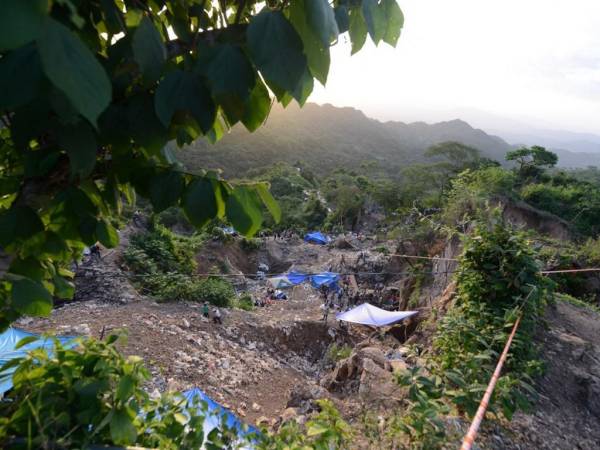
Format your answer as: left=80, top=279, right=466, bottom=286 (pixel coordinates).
left=304, top=232, right=331, bottom=245
left=0, top=328, right=77, bottom=395
left=336, top=303, right=418, bottom=327
left=267, top=276, right=294, bottom=289
left=183, top=387, right=259, bottom=448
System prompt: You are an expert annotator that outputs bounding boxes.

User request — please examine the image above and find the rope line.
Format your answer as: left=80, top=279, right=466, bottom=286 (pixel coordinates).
left=460, top=314, right=522, bottom=450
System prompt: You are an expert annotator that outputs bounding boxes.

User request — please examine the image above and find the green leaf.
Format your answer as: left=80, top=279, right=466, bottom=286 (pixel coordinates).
left=247, top=10, right=307, bottom=94
left=58, top=122, right=97, bottom=179
left=183, top=178, right=218, bottom=228
left=292, top=67, right=314, bottom=106
left=38, top=18, right=112, bottom=126
left=154, top=70, right=216, bottom=133
left=149, top=171, right=185, bottom=213
left=0, top=0, right=47, bottom=51
left=11, top=278, right=52, bottom=317
left=334, top=6, right=350, bottom=33
left=289, top=0, right=331, bottom=86
left=0, top=44, right=45, bottom=109
left=241, top=79, right=272, bottom=132
left=127, top=94, right=169, bottom=154
left=96, top=220, right=119, bottom=248
left=349, top=8, right=368, bottom=55
left=255, top=183, right=281, bottom=223
left=0, top=206, right=44, bottom=247
left=362, top=0, right=386, bottom=45
left=15, top=335, right=39, bottom=350
left=198, top=44, right=256, bottom=123
left=382, top=0, right=403, bottom=46
left=53, top=275, right=75, bottom=299
left=110, top=409, right=137, bottom=445
left=226, top=186, right=263, bottom=237
left=305, top=0, right=339, bottom=48
left=132, top=16, right=166, bottom=83
left=116, top=375, right=135, bottom=401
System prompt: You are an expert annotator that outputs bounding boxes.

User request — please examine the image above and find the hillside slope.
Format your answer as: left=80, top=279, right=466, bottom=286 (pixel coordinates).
left=175, top=103, right=600, bottom=177
left=176, top=103, right=511, bottom=177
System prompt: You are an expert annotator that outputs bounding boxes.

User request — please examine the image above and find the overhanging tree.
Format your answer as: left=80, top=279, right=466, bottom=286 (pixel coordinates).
left=0, top=0, right=404, bottom=329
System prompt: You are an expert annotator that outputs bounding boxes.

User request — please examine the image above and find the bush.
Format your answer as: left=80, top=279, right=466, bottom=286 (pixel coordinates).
left=326, top=343, right=352, bottom=364
left=0, top=335, right=230, bottom=449
left=190, top=278, right=234, bottom=307
left=235, top=293, right=255, bottom=311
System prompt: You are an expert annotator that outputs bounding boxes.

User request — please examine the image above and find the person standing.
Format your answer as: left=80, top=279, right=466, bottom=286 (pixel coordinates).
left=202, top=302, right=210, bottom=318
left=212, top=307, right=222, bottom=324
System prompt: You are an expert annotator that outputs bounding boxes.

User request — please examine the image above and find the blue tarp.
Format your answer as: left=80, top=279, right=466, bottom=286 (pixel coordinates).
left=183, top=387, right=259, bottom=448
left=304, top=232, right=331, bottom=245
left=286, top=271, right=309, bottom=285
left=0, top=328, right=77, bottom=395
left=310, top=272, right=340, bottom=289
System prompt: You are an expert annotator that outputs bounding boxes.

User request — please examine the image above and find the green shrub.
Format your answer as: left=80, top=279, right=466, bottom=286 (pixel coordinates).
left=190, top=278, right=234, bottom=307
left=240, top=237, right=261, bottom=251
left=326, top=343, right=352, bottom=364
left=235, top=294, right=255, bottom=311
left=0, top=335, right=235, bottom=449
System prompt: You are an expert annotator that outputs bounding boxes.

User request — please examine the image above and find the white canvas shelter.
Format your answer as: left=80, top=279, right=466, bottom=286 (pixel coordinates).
left=336, top=303, right=418, bottom=327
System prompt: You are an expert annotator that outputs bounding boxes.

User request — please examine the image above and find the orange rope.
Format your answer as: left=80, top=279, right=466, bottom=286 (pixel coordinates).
left=460, top=314, right=522, bottom=450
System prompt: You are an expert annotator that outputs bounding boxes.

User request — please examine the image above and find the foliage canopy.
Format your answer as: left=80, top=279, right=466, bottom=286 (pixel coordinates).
left=0, top=0, right=404, bottom=329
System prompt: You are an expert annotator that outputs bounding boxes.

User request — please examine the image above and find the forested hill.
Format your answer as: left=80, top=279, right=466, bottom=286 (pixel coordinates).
left=176, top=103, right=511, bottom=177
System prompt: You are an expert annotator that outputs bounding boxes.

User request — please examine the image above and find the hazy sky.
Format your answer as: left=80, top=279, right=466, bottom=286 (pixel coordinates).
left=311, top=0, right=600, bottom=134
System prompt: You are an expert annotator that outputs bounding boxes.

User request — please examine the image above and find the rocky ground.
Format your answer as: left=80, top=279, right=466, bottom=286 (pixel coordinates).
left=13, top=227, right=600, bottom=449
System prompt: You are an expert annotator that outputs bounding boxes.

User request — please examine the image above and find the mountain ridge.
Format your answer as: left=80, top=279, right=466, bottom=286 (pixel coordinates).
left=176, top=103, right=600, bottom=176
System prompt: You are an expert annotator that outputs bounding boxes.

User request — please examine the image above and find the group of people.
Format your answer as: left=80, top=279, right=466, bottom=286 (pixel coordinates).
left=255, top=287, right=288, bottom=307
left=202, top=302, right=222, bottom=324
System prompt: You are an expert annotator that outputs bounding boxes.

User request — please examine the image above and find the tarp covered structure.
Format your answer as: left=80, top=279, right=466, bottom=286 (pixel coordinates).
left=310, top=272, right=340, bottom=290
left=336, top=303, right=418, bottom=327
left=0, top=328, right=77, bottom=395
left=304, top=232, right=331, bottom=245
left=183, top=387, right=259, bottom=448
left=286, top=271, right=309, bottom=285
left=267, top=276, right=294, bottom=289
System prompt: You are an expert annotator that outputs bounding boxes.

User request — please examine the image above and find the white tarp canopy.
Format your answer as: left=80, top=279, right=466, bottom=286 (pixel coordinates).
left=335, top=303, right=418, bottom=327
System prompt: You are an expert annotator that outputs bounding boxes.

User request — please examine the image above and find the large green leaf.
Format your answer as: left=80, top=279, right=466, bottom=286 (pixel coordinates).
left=96, top=220, right=119, bottom=248
left=0, top=206, right=44, bottom=247
left=241, top=79, right=272, bottom=132
left=255, top=183, right=281, bottom=223
left=182, top=178, right=218, bottom=228
left=57, top=122, right=98, bottom=179
left=132, top=16, right=166, bottom=83
left=334, top=6, right=350, bottom=34
left=110, top=409, right=137, bottom=445
left=362, top=0, right=386, bottom=45
left=154, top=70, right=216, bottom=133
left=289, top=0, right=331, bottom=86
left=305, top=0, right=339, bottom=48
left=292, top=67, right=314, bottom=106
left=247, top=10, right=307, bottom=94
left=0, top=0, right=47, bottom=51
left=127, top=94, right=169, bottom=154
left=226, top=186, right=263, bottom=237
left=37, top=18, right=112, bottom=126
left=11, top=278, right=52, bottom=317
left=382, top=0, right=404, bottom=46
left=0, top=44, right=45, bottom=109
left=198, top=44, right=256, bottom=123
left=149, top=171, right=184, bottom=213
left=349, top=8, right=368, bottom=55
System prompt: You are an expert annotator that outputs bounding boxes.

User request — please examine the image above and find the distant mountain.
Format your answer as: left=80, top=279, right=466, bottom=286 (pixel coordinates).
left=176, top=103, right=600, bottom=177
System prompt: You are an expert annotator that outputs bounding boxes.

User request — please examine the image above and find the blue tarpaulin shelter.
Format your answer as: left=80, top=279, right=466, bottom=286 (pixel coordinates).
left=0, top=328, right=77, bottom=395
left=183, top=387, right=259, bottom=448
left=304, top=232, right=331, bottom=245
left=267, top=276, right=294, bottom=289
left=310, top=272, right=340, bottom=289
left=286, top=271, right=309, bottom=285
left=336, top=303, right=418, bottom=327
